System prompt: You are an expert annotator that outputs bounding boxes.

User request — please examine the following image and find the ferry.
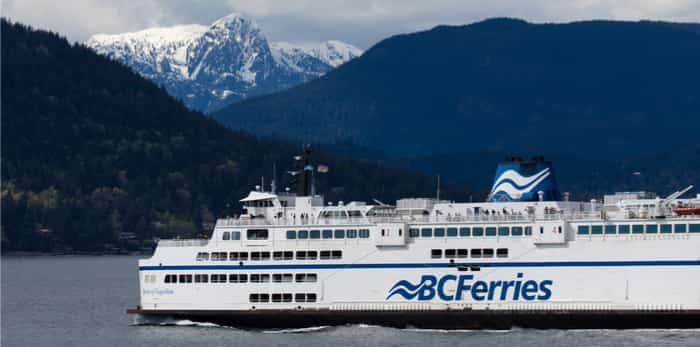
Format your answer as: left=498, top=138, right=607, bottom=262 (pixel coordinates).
left=128, top=149, right=700, bottom=329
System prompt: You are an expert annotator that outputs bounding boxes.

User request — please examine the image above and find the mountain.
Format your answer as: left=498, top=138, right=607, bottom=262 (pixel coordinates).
left=1, top=19, right=464, bottom=252
left=85, top=13, right=362, bottom=112
left=213, top=18, right=700, bottom=159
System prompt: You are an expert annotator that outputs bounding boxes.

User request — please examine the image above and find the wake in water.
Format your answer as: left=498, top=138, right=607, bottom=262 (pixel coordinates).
left=132, top=315, right=222, bottom=328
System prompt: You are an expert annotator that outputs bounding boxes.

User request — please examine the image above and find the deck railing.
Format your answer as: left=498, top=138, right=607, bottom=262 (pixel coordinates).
left=157, top=239, right=209, bottom=247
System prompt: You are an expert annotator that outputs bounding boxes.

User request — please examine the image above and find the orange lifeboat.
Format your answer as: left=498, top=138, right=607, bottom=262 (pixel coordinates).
left=673, top=207, right=700, bottom=216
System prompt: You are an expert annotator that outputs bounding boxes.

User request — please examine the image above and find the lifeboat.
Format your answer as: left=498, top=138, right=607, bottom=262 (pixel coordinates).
left=673, top=207, right=700, bottom=216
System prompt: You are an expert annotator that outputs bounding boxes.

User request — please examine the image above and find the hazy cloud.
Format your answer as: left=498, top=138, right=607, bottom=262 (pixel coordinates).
left=3, top=0, right=700, bottom=48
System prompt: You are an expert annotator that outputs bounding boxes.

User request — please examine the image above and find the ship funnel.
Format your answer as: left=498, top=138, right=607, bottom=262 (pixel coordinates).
left=488, top=156, right=561, bottom=202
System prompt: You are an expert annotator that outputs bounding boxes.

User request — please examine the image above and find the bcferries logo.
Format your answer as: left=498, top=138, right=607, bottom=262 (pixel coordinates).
left=386, top=273, right=553, bottom=302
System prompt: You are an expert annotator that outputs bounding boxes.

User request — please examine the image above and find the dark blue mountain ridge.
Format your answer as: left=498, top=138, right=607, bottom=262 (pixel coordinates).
left=213, top=18, right=700, bottom=158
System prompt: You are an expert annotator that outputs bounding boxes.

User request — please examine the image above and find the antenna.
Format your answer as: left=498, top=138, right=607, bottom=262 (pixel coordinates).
left=436, top=174, right=441, bottom=201
left=261, top=176, right=265, bottom=193
left=271, top=164, right=277, bottom=194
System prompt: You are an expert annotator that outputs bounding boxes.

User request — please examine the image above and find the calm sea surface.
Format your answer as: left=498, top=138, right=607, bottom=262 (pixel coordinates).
left=2, top=255, right=699, bottom=347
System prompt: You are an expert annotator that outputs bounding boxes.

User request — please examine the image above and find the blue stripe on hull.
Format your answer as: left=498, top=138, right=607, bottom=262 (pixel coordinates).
left=139, top=260, right=700, bottom=271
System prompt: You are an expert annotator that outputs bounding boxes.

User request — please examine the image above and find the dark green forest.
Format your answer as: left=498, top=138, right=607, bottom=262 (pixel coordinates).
left=0, top=20, right=470, bottom=253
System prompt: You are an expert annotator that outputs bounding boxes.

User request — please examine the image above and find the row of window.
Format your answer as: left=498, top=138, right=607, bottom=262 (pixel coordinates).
left=163, top=273, right=318, bottom=284
left=430, top=248, right=509, bottom=259
left=250, top=293, right=317, bottom=303
left=410, top=226, right=533, bottom=238
left=577, top=223, right=700, bottom=235
left=220, top=229, right=269, bottom=241
left=197, top=250, right=343, bottom=262
left=285, top=229, right=371, bottom=240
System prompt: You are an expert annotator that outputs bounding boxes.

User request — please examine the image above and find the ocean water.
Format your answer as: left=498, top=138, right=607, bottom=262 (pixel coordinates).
left=2, top=255, right=699, bottom=347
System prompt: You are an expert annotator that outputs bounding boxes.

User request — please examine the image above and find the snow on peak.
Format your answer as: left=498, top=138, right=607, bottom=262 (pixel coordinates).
left=85, top=12, right=362, bottom=112
left=271, top=40, right=362, bottom=69
left=317, top=40, right=363, bottom=67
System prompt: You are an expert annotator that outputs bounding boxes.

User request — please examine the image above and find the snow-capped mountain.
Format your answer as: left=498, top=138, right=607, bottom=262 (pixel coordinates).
left=86, top=13, right=362, bottom=112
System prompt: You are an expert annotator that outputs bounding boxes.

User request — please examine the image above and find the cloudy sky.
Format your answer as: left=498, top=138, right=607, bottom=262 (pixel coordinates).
left=4, top=0, right=700, bottom=48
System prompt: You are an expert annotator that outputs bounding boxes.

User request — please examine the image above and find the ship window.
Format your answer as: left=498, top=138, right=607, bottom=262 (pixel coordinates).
left=272, top=294, right=282, bottom=303
left=273, top=274, right=293, bottom=283
left=211, top=252, right=219, bottom=261
left=179, top=274, right=192, bottom=283
left=577, top=225, right=589, bottom=235
left=164, top=274, right=174, bottom=283
left=472, top=227, right=484, bottom=236
left=485, top=227, right=497, bottom=236
left=457, top=249, right=468, bottom=258
left=421, top=228, right=433, bottom=237
left=210, top=274, right=226, bottom=283
left=334, top=229, right=345, bottom=239
left=284, top=251, right=294, bottom=260
left=431, top=249, right=442, bottom=259
left=496, top=248, right=508, bottom=258
left=347, top=229, right=358, bottom=238
left=483, top=249, right=494, bottom=258
left=273, top=251, right=283, bottom=260
left=512, top=226, right=523, bottom=236
left=646, top=224, right=658, bottom=234
left=445, top=249, right=456, bottom=258
left=295, top=293, right=306, bottom=302
left=251, top=274, right=270, bottom=283
left=320, top=250, right=331, bottom=260
left=525, top=226, right=533, bottom=235
left=310, top=230, right=321, bottom=239
left=247, top=229, right=269, bottom=240
left=231, top=231, right=241, bottom=240
left=322, top=230, right=333, bottom=239
left=196, top=252, right=209, bottom=261
left=223, top=231, right=231, bottom=240
left=307, top=251, right=318, bottom=260
left=660, top=224, right=673, bottom=233
left=249, top=294, right=259, bottom=303
left=447, top=227, right=458, bottom=237
left=194, top=274, right=208, bottom=283
left=632, top=225, right=644, bottom=234
left=618, top=225, right=630, bottom=234
left=216, top=252, right=228, bottom=261
left=229, top=274, right=239, bottom=283
left=331, top=250, right=342, bottom=259
left=283, top=293, right=293, bottom=302
left=261, top=252, right=270, bottom=260
left=296, top=274, right=317, bottom=283
left=471, top=249, right=482, bottom=258
left=605, top=225, right=617, bottom=234
left=296, top=251, right=306, bottom=260
left=690, top=224, right=700, bottom=233
left=459, top=227, right=471, bottom=237
left=239, top=252, right=248, bottom=261
left=286, top=230, right=296, bottom=239
left=498, top=227, right=509, bottom=236
left=307, top=294, right=317, bottom=302
left=409, top=228, right=419, bottom=238
left=434, top=228, right=446, bottom=237
left=239, top=274, right=248, bottom=283
left=674, top=224, right=687, bottom=233
left=359, top=229, right=370, bottom=238
left=259, top=294, right=269, bottom=303
left=591, top=225, right=603, bottom=235
left=251, top=252, right=260, bottom=260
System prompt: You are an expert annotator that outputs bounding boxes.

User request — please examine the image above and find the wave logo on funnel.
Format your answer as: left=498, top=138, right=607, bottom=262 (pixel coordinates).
left=489, top=168, right=550, bottom=201
left=386, top=276, right=436, bottom=300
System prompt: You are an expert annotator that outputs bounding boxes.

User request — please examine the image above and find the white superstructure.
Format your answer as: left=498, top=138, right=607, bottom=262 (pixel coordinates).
left=131, top=155, right=700, bottom=329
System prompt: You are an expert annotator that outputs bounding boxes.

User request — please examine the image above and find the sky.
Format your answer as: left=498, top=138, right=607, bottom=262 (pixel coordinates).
left=3, top=0, right=700, bottom=49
